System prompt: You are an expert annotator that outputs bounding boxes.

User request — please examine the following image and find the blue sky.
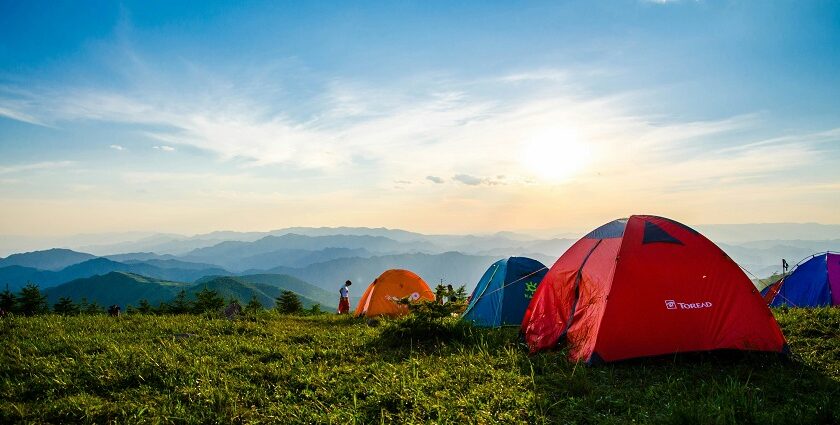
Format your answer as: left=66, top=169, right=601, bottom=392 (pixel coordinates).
left=1, top=0, right=838, bottom=236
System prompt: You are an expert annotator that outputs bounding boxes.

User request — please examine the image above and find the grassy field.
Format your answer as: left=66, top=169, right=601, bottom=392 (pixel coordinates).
left=1, top=308, right=838, bottom=424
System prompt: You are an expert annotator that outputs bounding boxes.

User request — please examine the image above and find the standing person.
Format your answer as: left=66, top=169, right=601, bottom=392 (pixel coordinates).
left=338, top=280, right=352, bottom=314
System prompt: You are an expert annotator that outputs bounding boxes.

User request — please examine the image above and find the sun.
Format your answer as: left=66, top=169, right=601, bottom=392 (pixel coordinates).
left=521, top=128, right=591, bottom=182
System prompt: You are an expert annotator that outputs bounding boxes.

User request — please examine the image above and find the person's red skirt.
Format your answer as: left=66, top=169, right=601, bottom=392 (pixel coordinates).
left=337, top=297, right=350, bottom=314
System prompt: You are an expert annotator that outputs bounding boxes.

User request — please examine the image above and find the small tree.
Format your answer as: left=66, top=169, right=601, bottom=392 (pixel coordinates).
left=0, top=286, right=16, bottom=313
left=137, top=299, right=153, bottom=314
left=275, top=290, right=303, bottom=314
left=84, top=301, right=104, bottom=315
left=434, top=284, right=448, bottom=301
left=193, top=287, right=224, bottom=314
left=168, top=290, right=192, bottom=314
left=53, top=297, right=79, bottom=315
left=307, top=303, right=322, bottom=315
left=454, top=285, right=468, bottom=302
left=245, top=295, right=263, bottom=315
left=17, top=283, right=48, bottom=316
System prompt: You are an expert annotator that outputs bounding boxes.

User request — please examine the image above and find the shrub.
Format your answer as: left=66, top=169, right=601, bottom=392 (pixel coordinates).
left=17, top=283, right=48, bottom=316
left=53, top=297, right=79, bottom=315
left=275, top=291, right=303, bottom=314
left=244, top=295, right=263, bottom=315
left=0, top=286, right=16, bottom=313
left=378, top=298, right=474, bottom=347
left=193, top=288, right=224, bottom=314
left=165, top=290, right=192, bottom=314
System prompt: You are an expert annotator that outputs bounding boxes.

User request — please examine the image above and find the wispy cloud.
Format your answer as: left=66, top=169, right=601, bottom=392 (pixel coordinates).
left=109, top=144, right=126, bottom=151
left=0, top=60, right=833, bottom=205
left=452, top=174, right=506, bottom=186
left=0, top=106, right=46, bottom=126
left=0, top=161, right=75, bottom=175
left=453, top=174, right=482, bottom=186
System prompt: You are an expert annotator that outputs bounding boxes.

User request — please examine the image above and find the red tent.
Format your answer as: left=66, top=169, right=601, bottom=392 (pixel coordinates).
left=522, top=215, right=787, bottom=364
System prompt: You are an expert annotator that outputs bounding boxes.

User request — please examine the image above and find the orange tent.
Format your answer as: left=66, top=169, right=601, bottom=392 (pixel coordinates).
left=354, top=269, right=436, bottom=317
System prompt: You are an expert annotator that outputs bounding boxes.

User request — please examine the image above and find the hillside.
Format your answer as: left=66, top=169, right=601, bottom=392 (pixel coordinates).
left=0, top=258, right=231, bottom=291
left=193, top=247, right=373, bottom=272
left=41, top=272, right=331, bottom=310
left=189, top=276, right=325, bottom=309
left=1, top=309, right=837, bottom=423
left=181, top=234, right=437, bottom=267
left=44, top=272, right=189, bottom=307
left=197, top=273, right=337, bottom=308
left=0, top=265, right=52, bottom=292
left=267, top=251, right=498, bottom=294
left=0, top=248, right=96, bottom=271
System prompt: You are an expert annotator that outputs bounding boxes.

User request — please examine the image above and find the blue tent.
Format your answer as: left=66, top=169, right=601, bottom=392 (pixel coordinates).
left=462, top=257, right=548, bottom=327
left=761, top=252, right=840, bottom=307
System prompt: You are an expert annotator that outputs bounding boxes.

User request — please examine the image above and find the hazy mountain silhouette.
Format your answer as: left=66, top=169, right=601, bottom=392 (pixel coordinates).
left=0, top=248, right=96, bottom=271
left=264, top=251, right=498, bottom=294
left=43, top=272, right=331, bottom=310
left=0, top=257, right=232, bottom=291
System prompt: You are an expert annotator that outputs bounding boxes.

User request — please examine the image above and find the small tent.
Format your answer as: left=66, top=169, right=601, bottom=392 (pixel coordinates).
left=462, top=257, right=548, bottom=327
left=354, top=269, right=435, bottom=318
left=522, top=215, right=787, bottom=364
left=761, top=252, right=839, bottom=307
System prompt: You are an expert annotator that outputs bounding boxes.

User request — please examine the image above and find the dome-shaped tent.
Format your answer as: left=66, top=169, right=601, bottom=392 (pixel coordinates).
left=462, top=257, right=548, bottom=327
left=761, top=252, right=839, bottom=307
left=522, top=215, right=787, bottom=364
left=354, top=269, right=435, bottom=318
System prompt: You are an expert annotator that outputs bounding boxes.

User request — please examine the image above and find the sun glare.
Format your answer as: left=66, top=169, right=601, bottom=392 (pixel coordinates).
left=521, top=128, right=591, bottom=182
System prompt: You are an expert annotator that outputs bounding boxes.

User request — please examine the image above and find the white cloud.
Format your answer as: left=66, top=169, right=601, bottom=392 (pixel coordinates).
left=452, top=174, right=506, bottom=186
left=0, top=161, right=75, bottom=175
left=0, top=65, right=833, bottom=203
left=453, top=174, right=482, bottom=186
left=0, top=106, right=45, bottom=126
left=110, top=144, right=126, bottom=151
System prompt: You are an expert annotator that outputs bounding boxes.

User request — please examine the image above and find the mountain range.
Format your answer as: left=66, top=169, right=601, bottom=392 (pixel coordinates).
left=0, top=257, right=230, bottom=292
left=43, top=272, right=336, bottom=310
left=2, top=225, right=837, bottom=310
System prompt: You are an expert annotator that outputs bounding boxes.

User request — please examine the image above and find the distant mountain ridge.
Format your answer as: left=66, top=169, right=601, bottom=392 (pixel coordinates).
left=0, top=257, right=232, bottom=291
left=0, top=248, right=97, bottom=271
left=2, top=225, right=838, bottom=302
left=265, top=251, right=500, bottom=295
left=43, top=272, right=335, bottom=310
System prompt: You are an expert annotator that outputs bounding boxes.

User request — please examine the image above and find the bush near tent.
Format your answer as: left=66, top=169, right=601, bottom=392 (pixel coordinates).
left=522, top=215, right=787, bottom=364
left=761, top=252, right=840, bottom=307
left=462, top=257, right=548, bottom=327
left=354, top=269, right=435, bottom=318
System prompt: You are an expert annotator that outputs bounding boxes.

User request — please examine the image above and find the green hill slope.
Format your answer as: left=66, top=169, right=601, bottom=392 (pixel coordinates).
left=44, top=272, right=189, bottom=307
left=190, top=276, right=326, bottom=309
left=230, top=274, right=337, bottom=308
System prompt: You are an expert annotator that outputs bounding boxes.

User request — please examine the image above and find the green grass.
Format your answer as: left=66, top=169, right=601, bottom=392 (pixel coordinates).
left=1, top=308, right=838, bottom=424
